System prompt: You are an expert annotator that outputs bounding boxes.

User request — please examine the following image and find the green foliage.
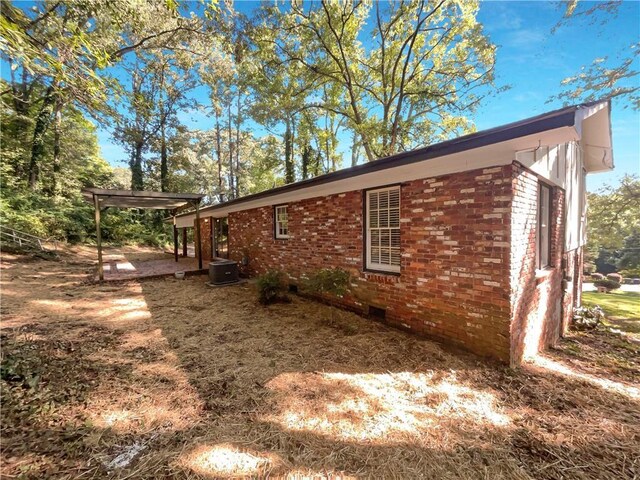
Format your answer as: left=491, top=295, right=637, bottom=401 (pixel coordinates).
left=305, top=268, right=351, bottom=298
left=587, top=175, right=640, bottom=253
left=1, top=354, right=41, bottom=390
left=593, top=279, right=622, bottom=291
left=586, top=175, right=640, bottom=275
left=620, top=268, right=640, bottom=279
left=572, top=305, right=604, bottom=331
left=617, top=230, right=640, bottom=275
left=0, top=190, right=92, bottom=242
left=550, top=1, right=638, bottom=110
left=256, top=270, right=289, bottom=305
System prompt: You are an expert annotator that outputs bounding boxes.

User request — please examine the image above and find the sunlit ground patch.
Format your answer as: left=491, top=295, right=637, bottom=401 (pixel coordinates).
left=529, top=355, right=640, bottom=399
left=27, top=287, right=154, bottom=326
left=263, top=371, right=510, bottom=445
left=180, top=444, right=282, bottom=478
left=282, top=469, right=357, bottom=479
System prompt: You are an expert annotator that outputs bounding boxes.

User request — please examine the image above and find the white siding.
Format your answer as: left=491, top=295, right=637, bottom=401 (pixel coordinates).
left=515, top=141, right=587, bottom=251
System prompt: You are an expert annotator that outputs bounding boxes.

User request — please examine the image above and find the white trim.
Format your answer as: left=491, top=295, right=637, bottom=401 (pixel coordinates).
left=365, top=186, right=401, bottom=273
left=174, top=108, right=610, bottom=228
left=274, top=205, right=289, bottom=239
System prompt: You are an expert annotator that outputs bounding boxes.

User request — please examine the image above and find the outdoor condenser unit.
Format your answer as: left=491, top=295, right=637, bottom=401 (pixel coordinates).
left=209, top=260, right=239, bottom=285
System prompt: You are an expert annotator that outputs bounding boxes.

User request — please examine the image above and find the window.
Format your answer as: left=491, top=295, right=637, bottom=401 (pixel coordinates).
left=366, top=186, right=401, bottom=273
left=537, top=183, right=552, bottom=269
left=274, top=205, right=289, bottom=239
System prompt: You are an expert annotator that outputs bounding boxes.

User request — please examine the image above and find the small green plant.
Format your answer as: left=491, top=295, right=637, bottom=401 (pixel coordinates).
left=305, top=268, right=352, bottom=326
left=256, top=270, right=288, bottom=305
left=572, top=305, right=604, bottom=331
left=306, top=267, right=351, bottom=298
left=593, top=279, right=621, bottom=291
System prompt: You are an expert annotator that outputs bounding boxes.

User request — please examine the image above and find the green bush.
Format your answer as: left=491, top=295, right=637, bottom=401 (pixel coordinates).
left=590, top=273, right=604, bottom=280
left=620, top=268, right=640, bottom=279
left=572, top=305, right=604, bottom=331
left=305, top=267, right=351, bottom=298
left=256, top=270, right=288, bottom=305
left=593, top=279, right=621, bottom=291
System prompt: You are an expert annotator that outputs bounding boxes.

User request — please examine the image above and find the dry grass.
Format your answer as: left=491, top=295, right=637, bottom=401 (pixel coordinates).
left=1, top=246, right=639, bottom=479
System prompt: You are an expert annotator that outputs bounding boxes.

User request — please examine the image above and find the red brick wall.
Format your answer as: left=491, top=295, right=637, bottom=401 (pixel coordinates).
left=510, top=163, right=565, bottom=364
left=194, top=217, right=214, bottom=263
left=561, top=246, right=584, bottom=335
left=226, top=165, right=515, bottom=362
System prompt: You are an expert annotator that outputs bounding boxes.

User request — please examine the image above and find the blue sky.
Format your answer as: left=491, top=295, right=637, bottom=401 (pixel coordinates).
left=95, top=0, right=639, bottom=192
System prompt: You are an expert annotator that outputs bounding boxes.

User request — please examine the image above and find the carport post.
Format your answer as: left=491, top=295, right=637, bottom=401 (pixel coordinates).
left=195, top=201, right=202, bottom=269
left=93, top=194, right=104, bottom=281
left=182, top=228, right=187, bottom=257
left=172, top=213, right=179, bottom=262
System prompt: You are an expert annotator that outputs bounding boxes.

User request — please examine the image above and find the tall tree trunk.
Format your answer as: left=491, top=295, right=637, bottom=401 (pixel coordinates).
left=351, top=131, right=361, bottom=167
left=28, top=86, right=56, bottom=189
left=11, top=63, right=32, bottom=179
left=160, top=116, right=168, bottom=192
left=159, top=66, right=169, bottom=193
left=301, top=144, right=310, bottom=180
left=214, top=111, right=224, bottom=202
left=227, top=102, right=234, bottom=199
left=284, top=117, right=294, bottom=184
left=130, top=141, right=144, bottom=190
left=234, top=94, right=241, bottom=198
left=314, top=151, right=322, bottom=176
left=47, top=97, right=63, bottom=196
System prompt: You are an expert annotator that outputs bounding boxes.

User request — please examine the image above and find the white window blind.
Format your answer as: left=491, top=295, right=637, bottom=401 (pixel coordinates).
left=275, top=205, right=289, bottom=238
left=366, top=186, right=400, bottom=272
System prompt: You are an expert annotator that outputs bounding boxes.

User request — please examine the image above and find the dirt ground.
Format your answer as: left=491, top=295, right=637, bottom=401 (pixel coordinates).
left=1, top=246, right=639, bottom=479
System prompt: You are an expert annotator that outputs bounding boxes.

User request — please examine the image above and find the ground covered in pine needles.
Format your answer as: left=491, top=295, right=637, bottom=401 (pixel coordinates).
left=1, top=246, right=639, bottom=479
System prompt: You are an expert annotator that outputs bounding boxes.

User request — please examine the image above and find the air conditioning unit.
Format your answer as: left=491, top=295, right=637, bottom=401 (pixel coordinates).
left=209, top=260, right=239, bottom=285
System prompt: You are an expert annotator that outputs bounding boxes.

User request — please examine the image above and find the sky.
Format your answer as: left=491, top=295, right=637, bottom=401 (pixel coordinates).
left=94, top=0, right=640, bottom=192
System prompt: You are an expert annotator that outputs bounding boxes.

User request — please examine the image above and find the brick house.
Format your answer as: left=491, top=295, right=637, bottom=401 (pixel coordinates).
left=174, top=100, right=613, bottom=365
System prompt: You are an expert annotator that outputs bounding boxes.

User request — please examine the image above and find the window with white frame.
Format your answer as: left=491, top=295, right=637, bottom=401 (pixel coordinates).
left=537, top=183, right=551, bottom=269
left=274, top=205, right=289, bottom=239
left=366, top=186, right=401, bottom=273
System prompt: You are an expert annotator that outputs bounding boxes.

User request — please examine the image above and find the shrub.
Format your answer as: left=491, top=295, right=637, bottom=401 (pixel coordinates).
left=590, top=273, right=604, bottom=280
left=305, top=267, right=351, bottom=298
left=572, top=305, right=604, bottom=331
left=620, top=267, right=640, bottom=278
left=593, top=279, right=621, bottom=291
left=606, top=273, right=623, bottom=283
left=305, top=268, right=352, bottom=325
left=256, top=270, right=288, bottom=305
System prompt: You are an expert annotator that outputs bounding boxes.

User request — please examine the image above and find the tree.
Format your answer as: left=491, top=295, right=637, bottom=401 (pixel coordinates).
left=617, top=230, right=640, bottom=277
left=587, top=175, right=640, bottom=252
left=587, top=175, right=640, bottom=274
left=246, top=5, right=318, bottom=184
left=549, top=1, right=639, bottom=110
left=0, top=0, right=214, bottom=190
left=267, top=0, right=497, bottom=161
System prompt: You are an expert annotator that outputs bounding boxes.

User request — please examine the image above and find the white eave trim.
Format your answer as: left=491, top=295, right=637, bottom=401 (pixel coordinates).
left=174, top=125, right=582, bottom=228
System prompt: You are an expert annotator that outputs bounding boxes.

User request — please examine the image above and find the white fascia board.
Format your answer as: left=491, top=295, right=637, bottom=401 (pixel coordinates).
left=175, top=125, right=578, bottom=227
left=574, top=101, right=614, bottom=173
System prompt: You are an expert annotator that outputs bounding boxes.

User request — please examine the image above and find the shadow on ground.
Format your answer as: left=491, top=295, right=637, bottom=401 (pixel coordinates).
left=1, top=248, right=638, bottom=479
